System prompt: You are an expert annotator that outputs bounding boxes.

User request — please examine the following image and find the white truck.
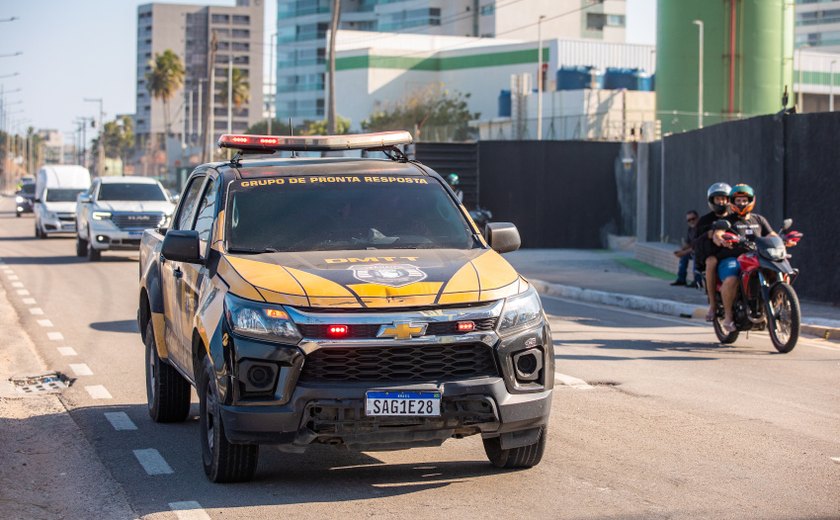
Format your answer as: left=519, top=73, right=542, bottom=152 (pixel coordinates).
left=34, top=165, right=92, bottom=238
left=76, top=176, right=175, bottom=261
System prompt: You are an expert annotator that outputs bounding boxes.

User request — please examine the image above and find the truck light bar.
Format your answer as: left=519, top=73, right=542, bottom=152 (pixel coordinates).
left=218, top=131, right=413, bottom=152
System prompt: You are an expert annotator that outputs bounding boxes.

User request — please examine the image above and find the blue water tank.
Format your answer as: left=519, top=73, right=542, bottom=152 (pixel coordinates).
left=603, top=67, right=640, bottom=90
left=498, top=89, right=511, bottom=117
left=635, top=70, right=654, bottom=91
left=556, top=66, right=603, bottom=90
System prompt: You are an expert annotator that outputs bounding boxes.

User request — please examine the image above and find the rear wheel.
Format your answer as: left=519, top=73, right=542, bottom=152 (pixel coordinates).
left=483, top=426, right=547, bottom=469
left=712, top=313, right=739, bottom=344
left=144, top=321, right=191, bottom=422
left=199, top=356, right=259, bottom=482
left=767, top=283, right=800, bottom=353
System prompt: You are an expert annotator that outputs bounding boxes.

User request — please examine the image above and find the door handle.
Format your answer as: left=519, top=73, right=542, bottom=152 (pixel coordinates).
left=173, top=267, right=183, bottom=279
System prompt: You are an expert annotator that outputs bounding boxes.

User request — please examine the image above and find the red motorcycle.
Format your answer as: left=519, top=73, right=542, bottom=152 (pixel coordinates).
left=712, top=221, right=803, bottom=353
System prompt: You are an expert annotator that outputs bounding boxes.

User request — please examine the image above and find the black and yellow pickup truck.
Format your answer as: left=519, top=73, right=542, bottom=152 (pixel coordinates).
left=137, top=131, right=554, bottom=482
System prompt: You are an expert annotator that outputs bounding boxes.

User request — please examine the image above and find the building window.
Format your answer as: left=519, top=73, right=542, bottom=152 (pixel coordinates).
left=232, top=15, right=250, bottom=25
left=587, top=13, right=606, bottom=30
left=232, top=29, right=250, bottom=38
left=480, top=4, right=494, bottom=16
left=211, top=14, right=229, bottom=24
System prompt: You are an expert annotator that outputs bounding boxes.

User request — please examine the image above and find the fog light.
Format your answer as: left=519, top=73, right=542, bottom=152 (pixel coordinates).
left=512, top=348, right=543, bottom=382
left=247, top=365, right=273, bottom=388
left=96, top=235, right=107, bottom=243
left=238, top=359, right=278, bottom=395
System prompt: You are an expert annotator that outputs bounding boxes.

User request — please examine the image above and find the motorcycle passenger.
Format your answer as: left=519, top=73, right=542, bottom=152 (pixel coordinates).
left=446, top=173, right=464, bottom=203
left=712, top=184, right=777, bottom=332
left=695, top=182, right=731, bottom=321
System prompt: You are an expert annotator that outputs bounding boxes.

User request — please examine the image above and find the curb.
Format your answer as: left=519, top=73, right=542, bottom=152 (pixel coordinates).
left=530, top=278, right=839, bottom=341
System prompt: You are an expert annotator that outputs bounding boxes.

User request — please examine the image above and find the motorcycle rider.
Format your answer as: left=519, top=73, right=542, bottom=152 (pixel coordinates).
left=694, top=182, right=731, bottom=321
left=446, top=173, right=464, bottom=203
left=712, top=184, right=778, bottom=332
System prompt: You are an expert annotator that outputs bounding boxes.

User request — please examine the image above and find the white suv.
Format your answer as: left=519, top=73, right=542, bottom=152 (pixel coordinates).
left=76, top=177, right=175, bottom=261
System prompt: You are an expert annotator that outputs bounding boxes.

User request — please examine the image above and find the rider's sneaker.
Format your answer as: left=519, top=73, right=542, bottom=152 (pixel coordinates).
left=670, top=280, right=686, bottom=286
left=722, top=320, right=737, bottom=333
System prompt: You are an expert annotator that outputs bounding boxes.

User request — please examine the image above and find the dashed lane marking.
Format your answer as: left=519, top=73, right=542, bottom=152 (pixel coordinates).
left=133, top=449, right=174, bottom=475
left=36, top=319, right=53, bottom=327
left=21, top=297, right=36, bottom=305
left=555, top=372, right=594, bottom=390
left=169, top=501, right=211, bottom=520
left=11, top=282, right=23, bottom=288
left=47, top=332, right=64, bottom=341
left=69, top=363, right=93, bottom=376
left=7, top=274, right=19, bottom=280
left=831, top=457, right=840, bottom=465
left=16, top=289, right=29, bottom=296
left=29, top=307, right=44, bottom=315
left=104, top=412, right=137, bottom=431
left=85, top=385, right=112, bottom=399
left=57, top=347, right=77, bottom=356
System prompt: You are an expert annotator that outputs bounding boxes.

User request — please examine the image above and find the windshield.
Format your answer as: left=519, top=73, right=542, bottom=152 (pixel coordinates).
left=98, top=183, right=168, bottom=201
left=46, top=189, right=85, bottom=202
left=20, top=183, right=35, bottom=195
left=226, top=175, right=477, bottom=252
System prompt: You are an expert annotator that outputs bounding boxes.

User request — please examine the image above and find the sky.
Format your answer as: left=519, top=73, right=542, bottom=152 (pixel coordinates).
left=0, top=0, right=655, bottom=145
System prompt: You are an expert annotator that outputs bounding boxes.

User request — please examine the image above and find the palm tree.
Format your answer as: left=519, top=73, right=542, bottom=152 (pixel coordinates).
left=145, top=49, right=185, bottom=136
left=217, top=67, right=250, bottom=110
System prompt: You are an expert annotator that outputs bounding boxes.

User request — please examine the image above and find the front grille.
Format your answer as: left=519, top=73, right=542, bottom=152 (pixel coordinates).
left=298, top=318, right=496, bottom=339
left=298, top=343, right=498, bottom=383
left=58, top=213, right=75, bottom=222
left=110, top=213, right=162, bottom=230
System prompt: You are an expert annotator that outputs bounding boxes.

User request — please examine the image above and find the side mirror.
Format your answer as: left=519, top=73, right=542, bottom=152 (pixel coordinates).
left=34, top=198, right=41, bottom=203
left=485, top=222, right=521, bottom=254
left=161, top=230, right=202, bottom=263
left=78, top=194, right=92, bottom=204
left=712, top=219, right=731, bottom=231
left=782, top=218, right=793, bottom=231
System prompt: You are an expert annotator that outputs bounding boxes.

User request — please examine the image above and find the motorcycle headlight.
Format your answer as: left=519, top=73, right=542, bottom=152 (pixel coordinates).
left=765, top=246, right=786, bottom=260
left=92, top=211, right=112, bottom=221
left=224, top=293, right=301, bottom=344
left=497, top=287, right=543, bottom=336
left=15, top=195, right=25, bottom=203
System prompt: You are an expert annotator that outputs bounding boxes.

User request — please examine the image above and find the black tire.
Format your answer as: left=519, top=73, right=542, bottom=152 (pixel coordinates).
left=15, top=212, right=21, bottom=218
left=713, top=314, right=739, bottom=344
left=199, top=356, right=259, bottom=482
left=483, top=426, right=547, bottom=469
left=75, top=235, right=88, bottom=257
left=145, top=322, right=191, bottom=423
left=35, top=222, right=45, bottom=239
left=767, top=283, right=801, bottom=354
left=87, top=237, right=101, bottom=261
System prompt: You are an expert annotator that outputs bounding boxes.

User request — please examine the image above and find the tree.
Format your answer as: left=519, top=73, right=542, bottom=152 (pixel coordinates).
left=92, top=115, right=134, bottom=164
left=217, top=67, right=250, bottom=109
left=361, top=86, right=479, bottom=141
left=303, top=116, right=350, bottom=135
left=244, top=119, right=293, bottom=136
left=145, top=50, right=185, bottom=136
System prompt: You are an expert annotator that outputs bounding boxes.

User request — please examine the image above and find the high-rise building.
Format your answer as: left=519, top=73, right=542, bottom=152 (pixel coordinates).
left=795, top=0, right=840, bottom=51
left=276, top=0, right=625, bottom=122
left=135, top=1, right=264, bottom=157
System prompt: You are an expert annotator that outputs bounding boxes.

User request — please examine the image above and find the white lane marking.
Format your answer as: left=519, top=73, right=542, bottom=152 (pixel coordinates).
left=47, top=332, right=64, bottom=341
left=542, top=294, right=840, bottom=351
left=22, top=297, right=36, bottom=305
left=555, top=372, right=594, bottom=390
left=36, top=319, right=53, bottom=327
left=104, top=412, right=137, bottom=431
left=69, top=363, right=93, bottom=376
left=7, top=274, right=19, bottom=280
left=28, top=307, right=44, bottom=315
left=133, top=449, right=174, bottom=475
left=169, top=501, right=211, bottom=520
left=85, top=385, right=112, bottom=399
left=11, top=281, right=23, bottom=288
left=831, top=457, right=840, bottom=465
left=57, top=347, right=77, bottom=356
left=16, top=289, right=29, bottom=296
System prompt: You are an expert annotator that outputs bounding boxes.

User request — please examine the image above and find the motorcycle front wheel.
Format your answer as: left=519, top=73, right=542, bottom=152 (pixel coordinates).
left=766, top=283, right=801, bottom=353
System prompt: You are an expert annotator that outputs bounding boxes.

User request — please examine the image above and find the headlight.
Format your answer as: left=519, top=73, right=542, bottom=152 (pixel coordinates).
left=15, top=195, right=25, bottom=203
left=92, top=211, right=112, bottom=221
left=765, top=246, right=786, bottom=260
left=497, top=287, right=543, bottom=336
left=224, top=293, right=301, bottom=344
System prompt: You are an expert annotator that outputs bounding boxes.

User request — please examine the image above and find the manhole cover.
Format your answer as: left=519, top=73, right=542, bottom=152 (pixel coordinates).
left=10, top=372, right=71, bottom=395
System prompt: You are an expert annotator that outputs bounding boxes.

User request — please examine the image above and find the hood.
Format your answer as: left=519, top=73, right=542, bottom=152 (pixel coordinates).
left=41, top=202, right=77, bottom=213
left=217, top=248, right=526, bottom=309
left=95, top=201, right=175, bottom=213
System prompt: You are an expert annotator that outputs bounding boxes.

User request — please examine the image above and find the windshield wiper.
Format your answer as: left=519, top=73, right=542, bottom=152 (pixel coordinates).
left=226, top=247, right=280, bottom=254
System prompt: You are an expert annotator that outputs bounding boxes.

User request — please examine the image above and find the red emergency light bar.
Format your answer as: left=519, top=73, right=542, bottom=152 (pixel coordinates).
left=218, top=131, right=413, bottom=152
left=327, top=325, right=349, bottom=337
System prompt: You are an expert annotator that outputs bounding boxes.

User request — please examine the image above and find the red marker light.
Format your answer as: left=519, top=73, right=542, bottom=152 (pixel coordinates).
left=327, top=325, right=348, bottom=337
left=229, top=136, right=250, bottom=144
left=457, top=321, right=475, bottom=332
left=258, top=137, right=281, bottom=145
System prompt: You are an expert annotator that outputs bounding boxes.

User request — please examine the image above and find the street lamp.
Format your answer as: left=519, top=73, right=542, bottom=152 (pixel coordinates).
left=0, top=72, right=18, bottom=79
left=692, top=19, right=704, bottom=129
left=84, top=97, right=104, bottom=176
left=0, top=51, right=22, bottom=58
left=796, top=44, right=810, bottom=110
left=536, top=14, right=546, bottom=141
left=830, top=60, right=837, bottom=112
left=267, top=31, right=277, bottom=134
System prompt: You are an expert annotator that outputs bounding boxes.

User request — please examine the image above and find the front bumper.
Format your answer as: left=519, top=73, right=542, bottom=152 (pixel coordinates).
left=41, top=215, right=76, bottom=234
left=88, top=229, right=145, bottom=250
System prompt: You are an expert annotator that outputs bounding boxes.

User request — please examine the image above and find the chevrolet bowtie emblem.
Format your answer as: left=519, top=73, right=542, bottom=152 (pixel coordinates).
left=377, top=321, right=427, bottom=340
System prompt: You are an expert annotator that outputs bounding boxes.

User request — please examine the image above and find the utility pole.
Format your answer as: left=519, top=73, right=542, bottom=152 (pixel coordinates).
left=84, top=97, right=104, bottom=176
left=268, top=32, right=276, bottom=134
left=204, top=30, right=218, bottom=163
left=692, top=20, right=704, bottom=129
left=327, top=0, right=341, bottom=134
left=536, top=14, right=546, bottom=141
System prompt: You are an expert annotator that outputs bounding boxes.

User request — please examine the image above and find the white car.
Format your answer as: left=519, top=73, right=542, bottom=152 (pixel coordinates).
left=76, top=177, right=175, bottom=261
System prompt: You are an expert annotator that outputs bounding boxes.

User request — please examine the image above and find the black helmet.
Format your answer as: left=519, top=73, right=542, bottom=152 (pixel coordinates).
left=707, top=182, right=731, bottom=215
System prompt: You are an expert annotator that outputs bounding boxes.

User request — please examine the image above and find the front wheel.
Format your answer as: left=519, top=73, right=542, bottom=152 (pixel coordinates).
left=199, top=357, right=259, bottom=482
left=766, top=283, right=801, bottom=353
left=87, top=236, right=101, bottom=262
left=483, top=426, right=547, bottom=469
left=75, top=234, right=88, bottom=257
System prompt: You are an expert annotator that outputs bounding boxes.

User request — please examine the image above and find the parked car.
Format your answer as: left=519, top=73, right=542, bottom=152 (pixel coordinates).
left=15, top=180, right=36, bottom=217
left=34, top=165, right=92, bottom=238
left=76, top=176, right=175, bottom=261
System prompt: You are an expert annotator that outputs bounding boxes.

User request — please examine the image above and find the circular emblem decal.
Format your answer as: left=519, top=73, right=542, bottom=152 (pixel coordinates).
left=349, top=264, right=427, bottom=288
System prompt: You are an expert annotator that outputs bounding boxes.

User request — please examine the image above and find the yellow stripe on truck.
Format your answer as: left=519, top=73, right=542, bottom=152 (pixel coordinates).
left=347, top=281, right=443, bottom=298
left=151, top=312, right=168, bottom=358
left=471, top=249, right=519, bottom=291
left=217, top=257, right=265, bottom=302
left=225, top=256, right=306, bottom=297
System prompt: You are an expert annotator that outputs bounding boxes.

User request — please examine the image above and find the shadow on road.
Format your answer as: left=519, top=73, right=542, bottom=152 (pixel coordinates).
left=553, top=337, right=782, bottom=360
left=0, top=255, right=137, bottom=265
left=90, top=320, right=139, bottom=334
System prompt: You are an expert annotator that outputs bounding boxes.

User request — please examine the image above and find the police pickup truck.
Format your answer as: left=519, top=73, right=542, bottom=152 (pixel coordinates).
left=137, top=131, right=554, bottom=482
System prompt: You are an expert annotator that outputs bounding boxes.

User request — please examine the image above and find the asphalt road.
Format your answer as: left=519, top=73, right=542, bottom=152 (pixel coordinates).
left=0, top=199, right=838, bottom=519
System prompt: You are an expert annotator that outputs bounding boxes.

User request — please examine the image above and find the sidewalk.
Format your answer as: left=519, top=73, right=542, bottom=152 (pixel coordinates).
left=506, top=249, right=840, bottom=340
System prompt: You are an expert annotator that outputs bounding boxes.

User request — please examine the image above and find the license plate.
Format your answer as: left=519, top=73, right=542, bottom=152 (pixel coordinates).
left=365, top=390, right=441, bottom=417
left=129, top=231, right=143, bottom=236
